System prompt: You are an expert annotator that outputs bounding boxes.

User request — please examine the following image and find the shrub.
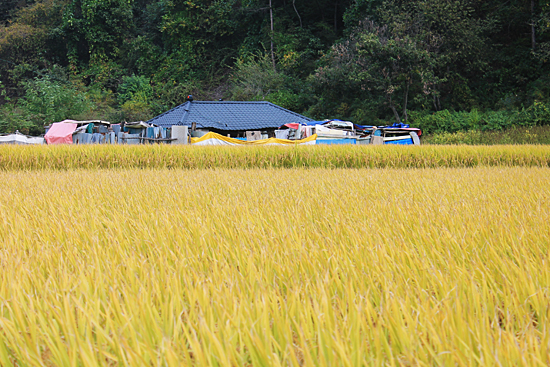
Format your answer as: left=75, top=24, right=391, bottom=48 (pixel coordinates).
left=229, top=54, right=287, bottom=101
left=410, top=103, right=550, bottom=135
left=424, top=126, right=550, bottom=145
left=14, top=76, right=94, bottom=134
left=117, top=75, right=153, bottom=105
left=121, top=100, right=152, bottom=122
left=265, top=90, right=302, bottom=111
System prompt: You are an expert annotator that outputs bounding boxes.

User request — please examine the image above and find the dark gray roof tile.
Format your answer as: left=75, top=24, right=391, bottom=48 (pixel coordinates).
left=147, top=101, right=312, bottom=130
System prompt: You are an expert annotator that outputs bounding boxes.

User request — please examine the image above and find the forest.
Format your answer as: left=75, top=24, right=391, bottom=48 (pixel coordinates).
left=0, top=0, right=549, bottom=136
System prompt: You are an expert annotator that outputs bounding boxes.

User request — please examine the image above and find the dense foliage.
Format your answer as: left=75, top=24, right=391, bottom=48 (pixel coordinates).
left=0, top=0, right=549, bottom=134
left=424, top=126, right=550, bottom=145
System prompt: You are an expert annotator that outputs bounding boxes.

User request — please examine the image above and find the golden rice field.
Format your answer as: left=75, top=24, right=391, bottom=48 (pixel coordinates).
left=0, top=144, right=549, bottom=170
left=0, top=161, right=549, bottom=366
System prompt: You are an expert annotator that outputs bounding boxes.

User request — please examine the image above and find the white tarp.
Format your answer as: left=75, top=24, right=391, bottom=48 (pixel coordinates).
left=0, top=133, right=44, bottom=145
left=315, top=124, right=354, bottom=137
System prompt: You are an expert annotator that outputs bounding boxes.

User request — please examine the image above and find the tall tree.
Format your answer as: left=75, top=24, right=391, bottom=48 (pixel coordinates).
left=62, top=0, right=135, bottom=67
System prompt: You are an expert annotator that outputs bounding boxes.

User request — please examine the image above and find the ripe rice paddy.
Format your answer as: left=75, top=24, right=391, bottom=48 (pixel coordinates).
left=0, top=146, right=549, bottom=366
left=0, top=144, right=549, bottom=170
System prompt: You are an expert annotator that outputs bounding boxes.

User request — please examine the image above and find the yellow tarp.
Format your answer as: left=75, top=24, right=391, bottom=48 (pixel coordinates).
left=190, top=132, right=317, bottom=146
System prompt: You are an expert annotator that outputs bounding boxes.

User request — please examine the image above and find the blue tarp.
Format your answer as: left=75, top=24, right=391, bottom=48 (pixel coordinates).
left=385, top=137, right=414, bottom=145
left=316, top=139, right=357, bottom=145
left=381, top=123, right=410, bottom=129
left=302, top=119, right=350, bottom=126
left=292, top=120, right=375, bottom=130
left=303, top=121, right=329, bottom=126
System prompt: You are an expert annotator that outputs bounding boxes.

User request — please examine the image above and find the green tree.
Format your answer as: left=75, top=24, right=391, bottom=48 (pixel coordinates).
left=0, top=0, right=67, bottom=98
left=117, top=74, right=153, bottom=122
left=312, top=16, right=443, bottom=123
left=18, top=76, right=93, bottom=133
left=62, top=0, right=134, bottom=89
left=534, top=1, right=550, bottom=62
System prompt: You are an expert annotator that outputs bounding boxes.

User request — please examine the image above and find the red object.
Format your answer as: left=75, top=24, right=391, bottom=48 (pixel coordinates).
left=401, top=128, right=422, bottom=136
left=44, top=122, right=77, bottom=144
left=386, top=127, right=422, bottom=136
left=284, top=123, right=300, bottom=129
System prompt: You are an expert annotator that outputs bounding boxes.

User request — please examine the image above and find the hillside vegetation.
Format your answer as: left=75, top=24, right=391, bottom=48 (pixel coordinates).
left=0, top=0, right=549, bottom=135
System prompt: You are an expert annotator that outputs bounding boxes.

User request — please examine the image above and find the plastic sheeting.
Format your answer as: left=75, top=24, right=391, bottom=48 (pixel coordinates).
left=384, top=137, right=414, bottom=145
left=302, top=120, right=355, bottom=128
left=0, top=133, right=44, bottom=145
left=316, top=138, right=356, bottom=145
left=190, top=132, right=317, bottom=146
left=44, top=122, right=77, bottom=144
left=275, top=130, right=290, bottom=139
left=315, top=124, right=355, bottom=137
left=382, top=128, right=422, bottom=137
left=383, top=123, right=410, bottom=128
left=125, top=121, right=150, bottom=129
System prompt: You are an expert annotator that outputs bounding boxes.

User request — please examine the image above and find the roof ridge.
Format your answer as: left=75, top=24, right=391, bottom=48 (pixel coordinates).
left=179, top=101, right=192, bottom=125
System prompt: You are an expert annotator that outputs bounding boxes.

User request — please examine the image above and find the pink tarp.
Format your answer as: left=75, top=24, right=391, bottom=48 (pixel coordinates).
left=44, top=122, right=77, bottom=144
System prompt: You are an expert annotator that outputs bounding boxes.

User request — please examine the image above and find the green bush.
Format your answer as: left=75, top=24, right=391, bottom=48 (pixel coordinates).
left=229, top=54, right=287, bottom=101
left=265, top=90, right=302, bottom=112
left=117, top=75, right=153, bottom=105
left=4, top=76, right=95, bottom=135
left=424, top=126, right=550, bottom=145
left=410, top=103, right=550, bottom=135
left=121, top=100, right=152, bottom=122
left=0, top=105, right=35, bottom=135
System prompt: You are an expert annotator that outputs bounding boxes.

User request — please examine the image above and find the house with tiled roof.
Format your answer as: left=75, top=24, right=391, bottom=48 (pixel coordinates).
left=146, top=99, right=313, bottom=137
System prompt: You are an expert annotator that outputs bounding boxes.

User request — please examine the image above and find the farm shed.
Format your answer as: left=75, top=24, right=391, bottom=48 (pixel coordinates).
left=146, top=100, right=313, bottom=138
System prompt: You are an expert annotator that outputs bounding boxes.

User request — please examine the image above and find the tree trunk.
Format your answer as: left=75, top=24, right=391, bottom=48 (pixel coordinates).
left=270, top=0, right=276, bottom=70
left=433, top=95, right=442, bottom=111
left=532, top=0, right=536, bottom=50
left=293, top=0, right=302, bottom=28
left=334, top=0, right=338, bottom=33
left=391, top=106, right=401, bottom=123
left=389, top=96, right=401, bottom=123
left=402, top=78, right=410, bottom=123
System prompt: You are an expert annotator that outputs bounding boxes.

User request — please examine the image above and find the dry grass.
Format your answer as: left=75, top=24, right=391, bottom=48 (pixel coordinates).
left=0, top=167, right=549, bottom=366
left=0, top=144, right=549, bottom=170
